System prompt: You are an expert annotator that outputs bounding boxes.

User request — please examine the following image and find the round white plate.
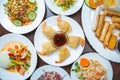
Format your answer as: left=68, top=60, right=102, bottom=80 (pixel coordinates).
left=71, top=53, right=113, bottom=80
left=0, top=33, right=37, bottom=80
left=82, top=4, right=120, bottom=63
left=45, top=0, right=84, bottom=15
left=34, top=15, right=85, bottom=66
left=0, top=0, right=45, bottom=34
left=30, top=65, right=71, bottom=80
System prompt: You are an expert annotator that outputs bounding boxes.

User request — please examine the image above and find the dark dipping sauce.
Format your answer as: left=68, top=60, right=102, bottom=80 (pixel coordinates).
left=52, top=31, right=68, bottom=48
left=117, top=41, right=120, bottom=52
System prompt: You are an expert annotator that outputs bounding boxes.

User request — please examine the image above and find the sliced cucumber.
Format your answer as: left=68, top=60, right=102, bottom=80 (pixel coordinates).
left=85, top=0, right=90, bottom=8
left=28, top=0, right=36, bottom=3
left=28, top=11, right=36, bottom=20
left=13, top=20, right=22, bottom=26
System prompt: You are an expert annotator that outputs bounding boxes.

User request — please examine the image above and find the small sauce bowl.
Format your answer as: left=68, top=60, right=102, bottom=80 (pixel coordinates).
left=115, top=39, right=120, bottom=54
left=51, top=31, right=68, bottom=48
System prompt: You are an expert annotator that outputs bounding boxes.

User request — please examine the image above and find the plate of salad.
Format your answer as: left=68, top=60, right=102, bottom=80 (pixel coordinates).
left=45, top=0, right=84, bottom=15
left=71, top=53, right=113, bottom=80
left=30, top=65, right=71, bottom=80
left=0, top=33, right=37, bottom=80
left=0, top=0, right=45, bottom=34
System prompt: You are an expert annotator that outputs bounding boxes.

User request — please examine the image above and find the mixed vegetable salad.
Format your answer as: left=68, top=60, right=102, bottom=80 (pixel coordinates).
left=7, top=44, right=31, bottom=75
left=3, top=0, right=37, bottom=26
left=72, top=58, right=107, bottom=80
left=53, top=0, right=76, bottom=11
left=37, top=70, right=63, bottom=80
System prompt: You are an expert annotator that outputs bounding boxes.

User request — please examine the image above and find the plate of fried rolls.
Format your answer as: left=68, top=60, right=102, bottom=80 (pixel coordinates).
left=82, top=3, right=120, bottom=63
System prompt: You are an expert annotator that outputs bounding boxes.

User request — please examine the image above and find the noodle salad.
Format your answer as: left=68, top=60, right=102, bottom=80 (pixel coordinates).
left=72, top=58, right=107, bottom=80
left=3, top=0, right=37, bottom=26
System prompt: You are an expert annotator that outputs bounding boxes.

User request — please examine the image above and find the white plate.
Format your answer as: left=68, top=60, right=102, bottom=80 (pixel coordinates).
left=45, top=0, right=84, bottom=15
left=71, top=53, right=113, bottom=80
left=34, top=16, right=85, bottom=66
left=30, top=65, right=71, bottom=80
left=0, top=33, right=37, bottom=80
left=0, top=0, right=45, bottom=34
left=82, top=4, right=120, bottom=63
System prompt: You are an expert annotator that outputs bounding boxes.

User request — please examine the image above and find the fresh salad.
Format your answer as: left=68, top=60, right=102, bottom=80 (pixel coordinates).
left=37, top=70, right=63, bottom=80
left=72, top=58, right=107, bottom=80
left=3, top=0, right=37, bottom=26
left=6, top=43, right=31, bottom=75
left=53, top=0, right=76, bottom=11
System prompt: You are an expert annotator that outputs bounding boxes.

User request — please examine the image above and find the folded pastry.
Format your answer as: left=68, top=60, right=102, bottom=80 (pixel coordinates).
left=37, top=41, right=56, bottom=55
left=41, top=21, right=56, bottom=40
left=68, top=35, right=85, bottom=48
left=57, top=15, right=71, bottom=33
left=55, top=47, right=70, bottom=63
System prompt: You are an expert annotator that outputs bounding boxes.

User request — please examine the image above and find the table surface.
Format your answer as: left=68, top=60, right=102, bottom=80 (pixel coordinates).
left=0, top=4, right=120, bottom=80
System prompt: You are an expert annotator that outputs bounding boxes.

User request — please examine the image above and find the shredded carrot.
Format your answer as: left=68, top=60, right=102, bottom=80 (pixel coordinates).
left=80, top=58, right=89, bottom=67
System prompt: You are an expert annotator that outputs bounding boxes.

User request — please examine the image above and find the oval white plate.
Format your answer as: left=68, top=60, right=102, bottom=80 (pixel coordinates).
left=34, top=15, right=85, bottom=66
left=82, top=4, right=120, bottom=63
left=0, top=33, right=37, bottom=80
left=30, top=65, right=71, bottom=80
left=45, top=0, right=84, bottom=15
left=0, top=0, right=45, bottom=34
left=71, top=53, right=113, bottom=80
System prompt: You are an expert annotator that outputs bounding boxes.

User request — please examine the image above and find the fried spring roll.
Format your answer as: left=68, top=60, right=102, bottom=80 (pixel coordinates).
left=103, top=24, right=116, bottom=47
left=114, top=23, right=120, bottom=30
left=99, top=21, right=110, bottom=42
left=112, top=16, right=120, bottom=23
left=92, top=7, right=100, bottom=31
left=104, top=9, right=120, bottom=17
left=95, top=14, right=105, bottom=38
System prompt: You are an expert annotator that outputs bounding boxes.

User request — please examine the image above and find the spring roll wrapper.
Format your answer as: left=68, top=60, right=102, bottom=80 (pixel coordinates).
left=95, top=14, right=105, bottom=38
left=99, top=21, right=110, bottom=42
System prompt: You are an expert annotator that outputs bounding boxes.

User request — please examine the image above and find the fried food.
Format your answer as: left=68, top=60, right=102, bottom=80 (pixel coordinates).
left=112, top=16, right=120, bottom=23
left=103, top=24, right=116, bottom=47
left=57, top=14, right=71, bottom=33
left=92, top=7, right=100, bottom=31
left=114, top=23, right=120, bottom=30
left=37, top=41, right=56, bottom=55
left=95, top=14, right=105, bottom=38
left=41, top=21, right=56, bottom=40
left=68, top=35, right=84, bottom=48
left=99, top=21, right=110, bottom=42
left=104, top=9, right=120, bottom=17
left=55, top=47, right=70, bottom=63
left=108, top=35, right=117, bottom=50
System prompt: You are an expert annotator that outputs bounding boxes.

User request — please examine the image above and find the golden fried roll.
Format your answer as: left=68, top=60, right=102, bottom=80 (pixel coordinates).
left=112, top=16, right=120, bottom=23
left=99, top=21, right=110, bottom=42
left=108, top=35, right=117, bottom=50
left=42, top=21, right=56, bottom=40
left=104, top=9, right=120, bottom=17
left=37, top=41, right=56, bottom=55
left=114, top=23, right=120, bottom=30
left=95, top=14, right=105, bottom=38
left=57, top=14, right=71, bottom=33
left=103, top=24, right=116, bottom=47
left=93, top=15, right=100, bottom=31
left=55, top=47, right=70, bottom=63
left=92, top=7, right=100, bottom=31
left=68, top=35, right=84, bottom=48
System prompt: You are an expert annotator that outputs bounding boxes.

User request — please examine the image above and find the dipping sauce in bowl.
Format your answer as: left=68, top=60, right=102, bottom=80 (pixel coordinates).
left=51, top=31, right=68, bottom=48
left=116, top=39, right=120, bottom=53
